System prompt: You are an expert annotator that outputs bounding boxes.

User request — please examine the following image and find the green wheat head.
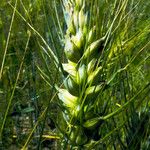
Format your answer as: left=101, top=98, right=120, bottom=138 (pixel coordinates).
left=57, top=0, right=106, bottom=146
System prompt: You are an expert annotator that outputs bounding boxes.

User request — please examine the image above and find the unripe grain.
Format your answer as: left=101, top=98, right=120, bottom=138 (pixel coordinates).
left=65, top=38, right=81, bottom=62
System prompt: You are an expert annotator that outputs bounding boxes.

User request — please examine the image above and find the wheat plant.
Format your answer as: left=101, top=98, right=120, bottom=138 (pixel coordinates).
left=55, top=0, right=150, bottom=149
left=57, top=0, right=108, bottom=146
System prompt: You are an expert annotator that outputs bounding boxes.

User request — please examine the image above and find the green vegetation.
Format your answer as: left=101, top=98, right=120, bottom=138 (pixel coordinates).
left=0, top=0, right=150, bottom=149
